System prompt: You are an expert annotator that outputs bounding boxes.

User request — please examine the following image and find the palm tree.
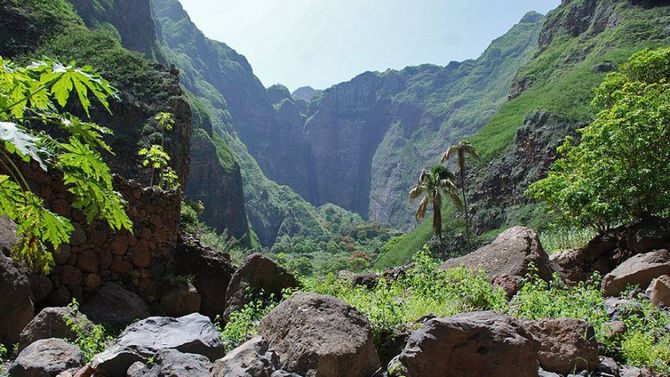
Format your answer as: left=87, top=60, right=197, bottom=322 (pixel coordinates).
left=409, top=165, right=462, bottom=242
left=442, top=141, right=480, bottom=239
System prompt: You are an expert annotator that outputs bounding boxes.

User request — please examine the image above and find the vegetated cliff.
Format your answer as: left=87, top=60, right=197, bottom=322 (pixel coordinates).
left=151, top=0, right=368, bottom=246
left=468, top=0, right=670, bottom=234
left=0, top=0, right=191, bottom=187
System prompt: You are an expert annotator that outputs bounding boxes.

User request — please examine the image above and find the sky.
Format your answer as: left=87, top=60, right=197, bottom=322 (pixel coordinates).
left=179, top=0, right=561, bottom=91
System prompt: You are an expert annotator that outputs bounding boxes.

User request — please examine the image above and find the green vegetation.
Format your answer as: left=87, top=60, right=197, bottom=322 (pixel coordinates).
left=66, top=299, right=113, bottom=362
left=529, top=48, right=670, bottom=231
left=539, top=227, right=596, bottom=254
left=0, top=56, right=132, bottom=272
left=441, top=141, right=480, bottom=240
left=220, top=295, right=278, bottom=352
left=138, top=112, right=180, bottom=190
left=409, top=165, right=461, bottom=242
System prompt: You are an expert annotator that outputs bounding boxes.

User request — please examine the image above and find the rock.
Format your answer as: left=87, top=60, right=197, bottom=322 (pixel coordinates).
left=125, top=349, right=212, bottom=377
left=224, top=254, right=298, bottom=319
left=270, top=371, right=303, bottom=377
left=492, top=273, right=522, bottom=299
left=440, top=227, right=553, bottom=293
left=174, top=233, right=235, bottom=318
left=646, top=274, right=670, bottom=307
left=18, top=307, right=94, bottom=351
left=626, top=219, right=670, bottom=254
left=538, top=369, right=561, bottom=377
left=597, top=356, right=620, bottom=376
left=9, top=338, right=83, bottom=377
left=90, top=313, right=225, bottom=376
left=0, top=216, right=17, bottom=253
left=602, top=249, right=670, bottom=297
left=81, top=282, right=150, bottom=328
left=29, top=273, right=53, bottom=305
left=259, top=292, right=380, bottom=377
left=593, top=63, right=617, bottom=73
left=46, top=286, right=72, bottom=307
left=603, top=321, right=627, bottom=339
left=603, top=298, right=643, bottom=321
left=160, top=282, right=201, bottom=317
left=393, top=311, right=539, bottom=377
left=0, top=254, right=34, bottom=345
left=523, top=318, right=599, bottom=374
left=620, top=365, right=654, bottom=377
left=211, top=336, right=279, bottom=377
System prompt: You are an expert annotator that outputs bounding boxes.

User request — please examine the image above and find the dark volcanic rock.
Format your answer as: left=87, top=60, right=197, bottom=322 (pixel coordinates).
left=211, top=336, right=280, bottom=377
left=9, top=338, right=83, bottom=377
left=126, top=349, right=212, bottom=377
left=18, top=307, right=94, bottom=352
left=81, top=282, right=150, bottom=328
left=0, top=254, right=34, bottom=345
left=223, top=253, right=298, bottom=319
left=91, top=313, right=225, bottom=376
left=602, top=249, right=670, bottom=297
left=259, top=292, right=380, bottom=377
left=390, top=311, right=539, bottom=377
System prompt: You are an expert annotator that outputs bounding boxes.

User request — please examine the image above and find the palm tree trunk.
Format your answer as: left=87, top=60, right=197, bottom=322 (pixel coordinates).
left=433, top=198, right=443, bottom=243
left=461, top=166, right=470, bottom=241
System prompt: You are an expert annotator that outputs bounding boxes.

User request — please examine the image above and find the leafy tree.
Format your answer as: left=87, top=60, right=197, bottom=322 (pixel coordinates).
left=409, top=165, right=462, bottom=242
left=528, top=48, right=670, bottom=231
left=442, top=141, right=479, bottom=239
left=138, top=112, right=179, bottom=190
left=0, top=56, right=132, bottom=272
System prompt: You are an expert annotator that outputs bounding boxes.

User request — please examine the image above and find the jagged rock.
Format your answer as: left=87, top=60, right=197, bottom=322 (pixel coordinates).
left=90, top=313, right=225, bottom=376
left=0, top=216, right=17, bottom=252
left=223, top=254, right=298, bottom=319
left=211, top=336, right=279, bottom=377
left=125, top=349, right=212, bottom=377
left=81, top=282, right=150, bottom=328
left=18, top=307, right=93, bottom=351
left=593, top=63, right=617, bottom=72
left=646, top=274, right=670, bottom=307
left=440, top=227, right=553, bottom=293
left=620, top=365, right=654, bottom=377
left=29, top=273, right=53, bottom=305
left=538, top=369, right=561, bottom=377
left=160, top=282, right=201, bottom=317
left=0, top=254, right=34, bottom=345
left=9, top=338, right=83, bottom=377
left=391, top=311, right=539, bottom=377
left=626, top=219, right=670, bottom=253
left=602, top=249, right=670, bottom=297
left=259, top=292, right=380, bottom=377
left=174, top=233, right=235, bottom=318
left=270, top=372, right=303, bottom=377
left=597, top=356, right=620, bottom=376
left=603, top=298, right=643, bottom=321
left=603, top=321, right=627, bottom=339
left=523, top=318, right=599, bottom=374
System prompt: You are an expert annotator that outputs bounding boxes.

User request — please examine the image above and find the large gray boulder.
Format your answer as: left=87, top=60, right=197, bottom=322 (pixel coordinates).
left=440, top=227, right=553, bottom=295
left=0, top=254, right=34, bottom=345
left=390, top=311, right=539, bottom=377
left=224, top=254, right=298, bottom=319
left=18, top=307, right=94, bottom=351
left=602, top=249, right=670, bottom=297
left=81, top=282, right=150, bottom=328
left=259, top=293, right=380, bottom=377
left=523, top=318, right=599, bottom=374
left=647, top=274, right=670, bottom=307
left=126, top=349, right=212, bottom=377
left=90, top=313, right=225, bottom=376
left=160, top=282, right=202, bottom=317
left=211, top=336, right=279, bottom=377
left=9, top=338, right=83, bottom=377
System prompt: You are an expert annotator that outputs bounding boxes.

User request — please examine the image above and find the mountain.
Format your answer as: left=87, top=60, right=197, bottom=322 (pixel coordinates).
left=292, top=86, right=319, bottom=102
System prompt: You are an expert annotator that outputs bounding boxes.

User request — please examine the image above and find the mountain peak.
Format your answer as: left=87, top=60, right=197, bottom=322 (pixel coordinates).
left=292, top=86, right=318, bottom=102
left=520, top=11, right=544, bottom=24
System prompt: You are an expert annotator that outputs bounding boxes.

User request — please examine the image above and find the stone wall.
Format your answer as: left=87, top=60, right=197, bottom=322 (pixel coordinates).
left=16, top=161, right=181, bottom=307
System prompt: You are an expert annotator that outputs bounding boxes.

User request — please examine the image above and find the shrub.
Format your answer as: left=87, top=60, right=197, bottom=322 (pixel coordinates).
left=220, top=294, right=279, bottom=352
left=528, top=48, right=670, bottom=231
left=65, top=299, right=113, bottom=362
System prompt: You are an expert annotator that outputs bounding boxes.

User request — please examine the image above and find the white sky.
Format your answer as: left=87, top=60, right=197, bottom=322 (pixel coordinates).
left=179, top=0, right=561, bottom=91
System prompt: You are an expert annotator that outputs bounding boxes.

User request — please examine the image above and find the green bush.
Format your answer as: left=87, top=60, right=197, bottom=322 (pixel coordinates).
left=220, top=296, right=278, bottom=352
left=66, top=299, right=113, bottom=362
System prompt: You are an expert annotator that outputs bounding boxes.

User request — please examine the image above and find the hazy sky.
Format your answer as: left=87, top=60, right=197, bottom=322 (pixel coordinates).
left=179, top=0, right=560, bottom=91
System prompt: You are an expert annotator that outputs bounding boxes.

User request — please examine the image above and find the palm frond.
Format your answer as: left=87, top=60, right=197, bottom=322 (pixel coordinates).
left=461, top=141, right=480, bottom=160
left=441, top=145, right=458, bottom=163
left=415, top=195, right=428, bottom=222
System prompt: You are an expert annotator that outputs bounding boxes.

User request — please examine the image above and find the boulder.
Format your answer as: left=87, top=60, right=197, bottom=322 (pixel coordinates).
left=391, top=311, right=538, bottom=377
left=91, top=313, right=225, bottom=376
left=523, top=318, right=599, bottom=374
left=602, top=249, right=670, bottom=297
left=0, top=216, right=17, bottom=253
left=224, top=254, right=298, bottom=319
left=625, top=219, right=670, bottom=254
left=81, top=282, right=150, bottom=328
left=8, top=338, right=83, bottom=377
left=270, top=372, right=303, bottom=377
left=603, top=298, right=643, bottom=321
left=211, top=336, right=279, bottom=377
left=174, top=233, right=235, bottom=318
left=259, top=293, right=380, bottom=377
left=126, top=349, right=212, bottom=377
left=160, top=282, right=201, bottom=317
left=18, top=307, right=94, bottom=351
left=29, top=273, right=53, bottom=305
left=620, top=365, right=654, bottom=377
left=440, top=227, right=553, bottom=294
left=646, top=274, right=670, bottom=307
left=0, top=254, right=34, bottom=345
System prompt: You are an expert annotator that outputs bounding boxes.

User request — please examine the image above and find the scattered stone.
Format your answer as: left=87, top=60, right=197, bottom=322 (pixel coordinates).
left=597, top=356, right=620, bottom=376
left=125, top=349, right=212, bottom=377
left=602, top=249, right=670, bottom=297
left=592, top=63, right=617, bottom=73
left=604, top=298, right=643, bottom=321
left=81, top=282, right=150, bottom=328
left=18, top=307, right=94, bottom=351
left=259, top=292, right=380, bottom=377
left=523, top=318, right=599, bottom=374
left=9, top=338, right=83, bottom=377
left=270, top=371, right=303, bottom=377
left=440, top=227, right=554, bottom=295
left=0, top=254, right=34, bottom=345
left=91, top=313, right=225, bottom=376
left=391, top=311, right=538, bottom=377
left=620, top=365, right=654, bottom=377
left=603, top=321, right=627, bottom=339
left=538, top=369, right=561, bottom=377
left=224, top=253, right=298, bottom=319
left=211, top=336, right=279, bottom=377
left=160, top=282, right=201, bottom=317
left=492, top=273, right=522, bottom=299
left=626, top=219, right=670, bottom=254
left=646, top=274, right=670, bottom=307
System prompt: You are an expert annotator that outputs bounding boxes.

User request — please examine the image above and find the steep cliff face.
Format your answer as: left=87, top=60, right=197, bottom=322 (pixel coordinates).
left=303, top=14, right=544, bottom=225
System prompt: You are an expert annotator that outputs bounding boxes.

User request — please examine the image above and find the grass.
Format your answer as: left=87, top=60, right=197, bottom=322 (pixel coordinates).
left=539, top=227, right=597, bottom=254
